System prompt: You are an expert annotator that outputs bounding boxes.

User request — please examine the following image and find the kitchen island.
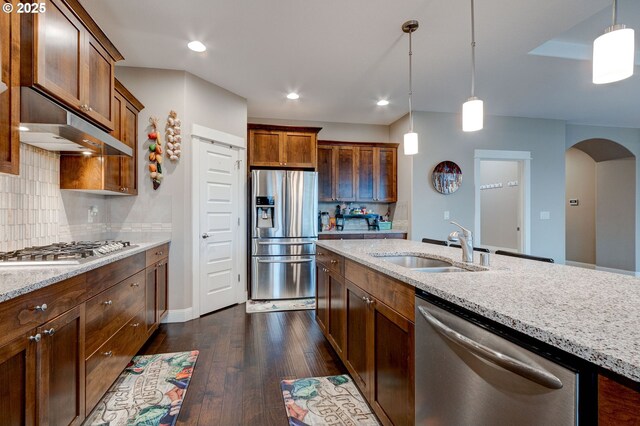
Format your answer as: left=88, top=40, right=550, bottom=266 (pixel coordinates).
left=316, top=238, right=640, bottom=425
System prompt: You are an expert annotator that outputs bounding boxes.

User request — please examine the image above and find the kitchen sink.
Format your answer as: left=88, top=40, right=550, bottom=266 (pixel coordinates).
left=378, top=255, right=469, bottom=273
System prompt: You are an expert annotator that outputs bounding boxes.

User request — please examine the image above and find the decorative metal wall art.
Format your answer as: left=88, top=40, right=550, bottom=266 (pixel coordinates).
left=432, top=161, right=463, bottom=194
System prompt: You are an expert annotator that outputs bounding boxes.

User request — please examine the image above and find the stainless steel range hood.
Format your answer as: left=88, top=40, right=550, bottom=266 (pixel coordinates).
left=19, top=88, right=132, bottom=156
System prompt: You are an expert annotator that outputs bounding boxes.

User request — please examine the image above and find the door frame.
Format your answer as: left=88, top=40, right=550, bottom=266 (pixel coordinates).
left=474, top=149, right=531, bottom=254
left=191, top=124, right=247, bottom=320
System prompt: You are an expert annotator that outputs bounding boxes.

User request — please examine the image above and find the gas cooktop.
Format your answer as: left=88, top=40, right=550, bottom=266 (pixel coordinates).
left=0, top=241, right=135, bottom=266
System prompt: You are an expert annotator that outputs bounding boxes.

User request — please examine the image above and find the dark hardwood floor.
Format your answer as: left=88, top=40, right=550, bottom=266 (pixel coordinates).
left=139, top=303, right=346, bottom=425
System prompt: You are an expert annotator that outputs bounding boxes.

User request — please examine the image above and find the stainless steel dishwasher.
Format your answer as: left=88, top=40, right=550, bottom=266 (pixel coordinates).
left=415, top=293, right=578, bottom=425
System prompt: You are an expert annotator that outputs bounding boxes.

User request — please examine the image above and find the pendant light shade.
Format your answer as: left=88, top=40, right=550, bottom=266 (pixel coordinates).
left=593, top=25, right=635, bottom=84
left=462, top=97, right=483, bottom=132
left=402, top=20, right=419, bottom=156
left=404, top=132, right=419, bottom=155
left=462, top=0, right=483, bottom=132
left=593, top=0, right=635, bottom=84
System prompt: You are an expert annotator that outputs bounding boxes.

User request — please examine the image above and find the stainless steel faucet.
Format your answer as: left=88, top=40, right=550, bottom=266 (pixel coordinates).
left=448, top=221, right=474, bottom=263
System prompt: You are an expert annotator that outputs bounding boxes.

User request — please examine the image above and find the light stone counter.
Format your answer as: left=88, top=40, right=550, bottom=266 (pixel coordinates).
left=318, top=229, right=407, bottom=235
left=316, top=238, right=640, bottom=383
left=0, top=239, right=170, bottom=303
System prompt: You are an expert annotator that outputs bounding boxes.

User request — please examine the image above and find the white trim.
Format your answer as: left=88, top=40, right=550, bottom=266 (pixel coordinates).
left=191, top=126, right=248, bottom=320
left=191, top=124, right=245, bottom=149
left=565, top=260, right=639, bottom=277
left=474, top=150, right=531, bottom=254
left=162, top=307, right=194, bottom=323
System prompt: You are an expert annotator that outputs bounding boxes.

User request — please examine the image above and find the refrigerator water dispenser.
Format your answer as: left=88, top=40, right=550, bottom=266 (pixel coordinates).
left=255, top=196, right=275, bottom=229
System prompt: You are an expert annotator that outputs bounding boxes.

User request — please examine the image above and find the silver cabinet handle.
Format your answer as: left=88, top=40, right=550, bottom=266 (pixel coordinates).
left=418, top=306, right=563, bottom=390
left=257, top=258, right=314, bottom=264
left=130, top=282, right=140, bottom=288
left=29, top=334, right=41, bottom=343
left=130, top=323, right=140, bottom=328
left=103, top=300, right=113, bottom=306
left=34, top=303, right=48, bottom=312
left=103, top=351, right=113, bottom=357
left=43, top=328, right=55, bottom=336
left=156, top=251, right=164, bottom=256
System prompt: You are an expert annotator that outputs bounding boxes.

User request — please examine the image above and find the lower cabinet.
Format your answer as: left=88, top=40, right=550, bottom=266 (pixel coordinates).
left=316, top=249, right=415, bottom=426
left=145, top=255, right=168, bottom=336
left=0, top=330, right=36, bottom=425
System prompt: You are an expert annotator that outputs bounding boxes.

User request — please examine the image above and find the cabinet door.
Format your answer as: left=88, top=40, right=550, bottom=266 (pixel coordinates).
left=282, top=132, right=316, bottom=168
left=157, top=259, right=168, bottom=321
left=104, top=90, right=123, bottom=192
left=249, top=129, right=281, bottom=167
left=327, top=271, right=346, bottom=357
left=83, top=33, right=114, bottom=130
left=376, top=147, right=397, bottom=202
left=145, top=265, right=158, bottom=335
left=0, top=330, right=37, bottom=426
left=0, top=1, right=19, bottom=175
left=345, top=281, right=373, bottom=397
left=37, top=304, right=85, bottom=426
left=335, top=146, right=356, bottom=201
left=317, top=146, right=335, bottom=201
left=120, top=102, right=138, bottom=195
left=32, top=0, right=85, bottom=110
left=371, top=299, right=414, bottom=426
left=315, top=264, right=329, bottom=334
left=356, top=146, right=375, bottom=202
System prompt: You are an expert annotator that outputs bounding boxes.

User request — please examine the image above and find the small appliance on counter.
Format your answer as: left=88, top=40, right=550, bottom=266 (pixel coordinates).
left=251, top=170, right=318, bottom=300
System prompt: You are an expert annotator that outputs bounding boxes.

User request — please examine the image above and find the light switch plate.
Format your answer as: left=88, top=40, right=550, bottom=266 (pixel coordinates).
left=444, top=211, right=450, bottom=220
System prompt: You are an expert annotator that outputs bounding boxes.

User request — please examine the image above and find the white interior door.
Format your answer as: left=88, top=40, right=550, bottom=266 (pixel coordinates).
left=199, top=142, right=240, bottom=315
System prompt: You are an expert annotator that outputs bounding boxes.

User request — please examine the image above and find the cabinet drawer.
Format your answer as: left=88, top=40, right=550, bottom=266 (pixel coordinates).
left=146, top=243, right=169, bottom=267
left=85, top=309, right=145, bottom=412
left=86, top=252, right=145, bottom=297
left=85, top=270, right=145, bottom=357
left=0, top=274, right=87, bottom=345
left=316, top=246, right=343, bottom=275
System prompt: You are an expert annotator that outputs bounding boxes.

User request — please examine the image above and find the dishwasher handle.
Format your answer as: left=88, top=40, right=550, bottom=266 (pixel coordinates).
left=418, top=306, right=563, bottom=390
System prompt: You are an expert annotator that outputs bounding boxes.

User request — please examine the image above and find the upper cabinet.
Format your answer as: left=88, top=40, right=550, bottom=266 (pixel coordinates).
left=0, top=0, right=20, bottom=175
left=60, top=79, right=143, bottom=195
left=248, top=124, right=321, bottom=169
left=318, top=141, right=398, bottom=203
left=20, top=0, right=124, bottom=131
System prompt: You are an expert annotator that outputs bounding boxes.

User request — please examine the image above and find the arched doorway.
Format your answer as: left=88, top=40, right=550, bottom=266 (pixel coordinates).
left=565, top=139, right=636, bottom=273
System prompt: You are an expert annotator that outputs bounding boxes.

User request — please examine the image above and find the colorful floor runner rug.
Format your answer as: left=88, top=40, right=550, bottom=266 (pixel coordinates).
left=84, top=351, right=199, bottom=426
left=281, top=374, right=380, bottom=425
left=246, top=297, right=315, bottom=313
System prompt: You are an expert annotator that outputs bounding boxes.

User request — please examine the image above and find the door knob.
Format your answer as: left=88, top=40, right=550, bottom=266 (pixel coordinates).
left=202, top=233, right=212, bottom=239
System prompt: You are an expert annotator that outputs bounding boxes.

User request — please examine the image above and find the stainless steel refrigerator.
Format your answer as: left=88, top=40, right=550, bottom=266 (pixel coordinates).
left=251, top=170, right=318, bottom=299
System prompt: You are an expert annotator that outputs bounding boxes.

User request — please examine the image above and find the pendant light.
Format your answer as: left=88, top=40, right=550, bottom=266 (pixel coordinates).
left=593, top=0, right=635, bottom=84
left=462, top=0, right=483, bottom=132
left=402, top=20, right=419, bottom=156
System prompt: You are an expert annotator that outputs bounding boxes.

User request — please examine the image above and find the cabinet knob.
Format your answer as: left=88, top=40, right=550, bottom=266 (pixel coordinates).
left=29, top=334, right=41, bottom=343
left=156, top=251, right=163, bottom=256
left=157, top=262, right=165, bottom=267
left=34, top=303, right=48, bottom=312
left=43, top=328, right=55, bottom=336
left=330, top=260, right=338, bottom=264
left=130, top=323, right=140, bottom=328
left=131, top=282, right=140, bottom=287
left=102, top=350, right=113, bottom=357
left=103, top=300, right=113, bottom=306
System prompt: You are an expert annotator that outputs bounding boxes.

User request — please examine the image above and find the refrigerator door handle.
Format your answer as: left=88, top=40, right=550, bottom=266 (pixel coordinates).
left=418, top=306, right=563, bottom=390
left=258, top=241, right=315, bottom=246
left=257, top=258, right=314, bottom=264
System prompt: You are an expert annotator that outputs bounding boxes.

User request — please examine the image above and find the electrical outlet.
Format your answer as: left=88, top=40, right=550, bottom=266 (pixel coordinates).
left=444, top=211, right=450, bottom=220
left=88, top=205, right=99, bottom=223
left=540, top=211, right=550, bottom=220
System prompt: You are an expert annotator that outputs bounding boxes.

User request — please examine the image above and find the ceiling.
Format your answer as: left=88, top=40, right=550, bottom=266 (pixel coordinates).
left=80, top=0, right=640, bottom=128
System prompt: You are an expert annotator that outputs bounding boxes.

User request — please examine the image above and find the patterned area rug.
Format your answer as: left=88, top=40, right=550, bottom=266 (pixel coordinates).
left=246, top=298, right=315, bottom=313
left=84, top=351, right=199, bottom=426
left=281, top=375, right=380, bottom=425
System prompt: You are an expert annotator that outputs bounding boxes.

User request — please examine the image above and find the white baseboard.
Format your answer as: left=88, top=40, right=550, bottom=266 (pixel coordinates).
left=566, top=261, right=639, bottom=277
left=161, top=307, right=194, bottom=323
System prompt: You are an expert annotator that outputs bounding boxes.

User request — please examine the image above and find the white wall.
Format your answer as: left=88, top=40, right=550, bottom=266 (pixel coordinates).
left=247, top=117, right=389, bottom=143
left=596, top=158, right=636, bottom=271
left=479, top=160, right=520, bottom=250
left=565, top=148, right=596, bottom=264
left=391, top=112, right=567, bottom=263
left=112, top=67, right=247, bottom=311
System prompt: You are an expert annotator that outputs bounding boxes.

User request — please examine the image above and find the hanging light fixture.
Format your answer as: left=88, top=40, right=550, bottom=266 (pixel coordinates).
left=462, top=0, right=483, bottom=132
left=402, top=20, right=419, bottom=156
left=593, top=0, right=635, bottom=84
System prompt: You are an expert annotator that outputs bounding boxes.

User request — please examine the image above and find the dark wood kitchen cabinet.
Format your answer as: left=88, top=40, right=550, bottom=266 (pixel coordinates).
left=598, top=374, right=640, bottom=425
left=20, top=0, right=124, bottom=130
left=0, top=0, right=20, bottom=175
left=318, top=141, right=398, bottom=203
left=60, top=79, right=143, bottom=195
left=248, top=123, right=321, bottom=169
left=145, top=244, right=169, bottom=336
left=316, top=246, right=414, bottom=426
left=0, top=329, right=37, bottom=425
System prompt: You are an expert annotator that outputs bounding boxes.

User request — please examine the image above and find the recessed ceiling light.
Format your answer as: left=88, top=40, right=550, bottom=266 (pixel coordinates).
left=19, top=126, right=29, bottom=131
left=377, top=99, right=389, bottom=106
left=187, top=41, right=207, bottom=53
left=286, top=92, right=300, bottom=100
left=82, top=151, right=92, bottom=156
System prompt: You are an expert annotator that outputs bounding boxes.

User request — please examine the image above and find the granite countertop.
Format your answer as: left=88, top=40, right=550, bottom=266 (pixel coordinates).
left=0, top=239, right=170, bottom=303
left=318, top=229, right=407, bottom=234
left=316, top=238, right=640, bottom=383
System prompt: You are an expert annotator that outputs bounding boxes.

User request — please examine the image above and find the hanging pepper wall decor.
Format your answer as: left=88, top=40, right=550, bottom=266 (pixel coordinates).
left=165, top=110, right=182, bottom=162
left=148, top=116, right=164, bottom=190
